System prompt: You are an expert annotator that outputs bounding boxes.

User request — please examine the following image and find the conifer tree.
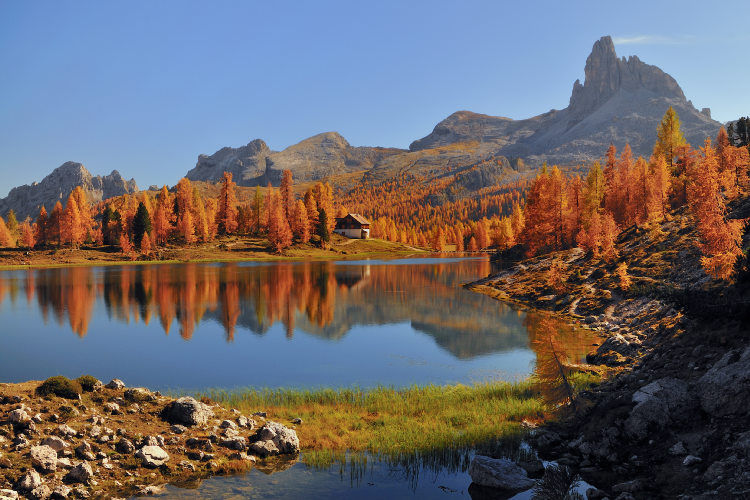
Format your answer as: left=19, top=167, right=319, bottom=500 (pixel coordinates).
left=317, top=208, right=330, bottom=248
left=49, top=201, right=64, bottom=246
left=653, top=106, right=686, bottom=172
left=19, top=222, right=35, bottom=249
left=132, top=202, right=152, bottom=249
left=292, top=200, right=310, bottom=243
left=153, top=186, right=173, bottom=245
left=35, top=206, right=49, bottom=247
left=0, top=217, right=13, bottom=247
left=688, top=139, right=746, bottom=281
left=6, top=210, right=18, bottom=239
left=280, top=170, right=294, bottom=222
left=216, top=171, right=239, bottom=235
left=62, top=194, right=83, bottom=248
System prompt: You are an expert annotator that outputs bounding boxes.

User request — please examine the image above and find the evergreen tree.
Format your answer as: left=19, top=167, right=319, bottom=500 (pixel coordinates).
left=132, top=201, right=153, bottom=249
left=317, top=208, right=330, bottom=248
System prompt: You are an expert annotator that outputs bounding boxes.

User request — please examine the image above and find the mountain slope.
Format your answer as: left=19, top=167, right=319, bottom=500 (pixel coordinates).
left=0, top=162, right=138, bottom=221
left=410, top=36, right=721, bottom=165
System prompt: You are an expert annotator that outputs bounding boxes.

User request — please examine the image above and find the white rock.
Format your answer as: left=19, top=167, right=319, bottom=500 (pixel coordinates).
left=30, top=445, right=58, bottom=473
left=135, top=446, right=170, bottom=468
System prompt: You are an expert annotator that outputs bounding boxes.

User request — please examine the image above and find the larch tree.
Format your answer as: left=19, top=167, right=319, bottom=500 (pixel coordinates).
left=6, top=210, right=18, bottom=240
left=0, top=217, right=13, bottom=247
left=153, top=186, right=173, bottom=245
left=688, top=139, right=746, bottom=281
left=648, top=155, right=670, bottom=221
left=49, top=201, right=64, bottom=246
left=280, top=170, right=294, bottom=222
left=292, top=200, right=310, bottom=243
left=62, top=194, right=84, bottom=248
left=653, top=106, right=686, bottom=173
left=268, top=192, right=292, bottom=253
left=216, top=171, right=239, bottom=235
left=35, top=206, right=48, bottom=247
left=19, top=222, right=36, bottom=249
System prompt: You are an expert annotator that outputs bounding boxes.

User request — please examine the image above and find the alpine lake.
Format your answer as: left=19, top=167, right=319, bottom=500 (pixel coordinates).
left=0, top=256, right=600, bottom=499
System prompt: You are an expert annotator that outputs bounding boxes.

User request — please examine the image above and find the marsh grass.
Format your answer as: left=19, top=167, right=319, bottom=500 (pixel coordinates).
left=199, top=381, right=543, bottom=471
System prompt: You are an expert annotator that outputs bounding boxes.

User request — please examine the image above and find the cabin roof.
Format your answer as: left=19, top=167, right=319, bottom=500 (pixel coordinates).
left=348, top=213, right=370, bottom=225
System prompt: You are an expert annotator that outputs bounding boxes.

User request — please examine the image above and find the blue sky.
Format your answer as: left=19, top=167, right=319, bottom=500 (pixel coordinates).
left=1, top=0, right=748, bottom=196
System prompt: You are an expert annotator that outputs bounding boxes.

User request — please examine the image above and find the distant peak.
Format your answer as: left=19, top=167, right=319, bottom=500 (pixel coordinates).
left=568, top=35, right=685, bottom=118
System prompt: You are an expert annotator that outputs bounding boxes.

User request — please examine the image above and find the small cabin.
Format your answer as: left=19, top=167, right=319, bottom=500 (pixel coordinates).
left=334, top=213, right=370, bottom=239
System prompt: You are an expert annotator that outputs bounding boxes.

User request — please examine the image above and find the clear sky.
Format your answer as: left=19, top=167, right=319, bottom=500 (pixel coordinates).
left=1, top=0, right=748, bottom=196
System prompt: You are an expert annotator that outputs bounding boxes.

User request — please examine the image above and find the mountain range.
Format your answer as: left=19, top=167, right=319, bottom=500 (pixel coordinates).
left=0, top=36, right=723, bottom=220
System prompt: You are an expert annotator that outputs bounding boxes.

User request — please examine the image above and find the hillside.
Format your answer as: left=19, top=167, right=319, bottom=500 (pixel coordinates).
left=467, top=194, right=750, bottom=498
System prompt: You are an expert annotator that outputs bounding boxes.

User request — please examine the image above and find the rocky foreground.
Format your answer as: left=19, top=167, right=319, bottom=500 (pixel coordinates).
left=469, top=218, right=750, bottom=498
left=0, top=379, right=300, bottom=499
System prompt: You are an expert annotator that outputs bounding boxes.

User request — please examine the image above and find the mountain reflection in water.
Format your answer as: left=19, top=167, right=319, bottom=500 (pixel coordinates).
left=0, top=258, right=597, bottom=391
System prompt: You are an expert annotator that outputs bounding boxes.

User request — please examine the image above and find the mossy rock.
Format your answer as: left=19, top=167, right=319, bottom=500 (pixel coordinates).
left=36, top=376, right=82, bottom=400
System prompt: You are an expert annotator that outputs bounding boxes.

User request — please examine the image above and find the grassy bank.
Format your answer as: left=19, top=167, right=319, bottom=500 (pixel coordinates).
left=199, top=381, right=546, bottom=467
left=0, top=235, right=425, bottom=270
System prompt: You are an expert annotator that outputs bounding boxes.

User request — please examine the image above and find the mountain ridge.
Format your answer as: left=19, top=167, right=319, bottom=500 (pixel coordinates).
left=0, top=162, right=138, bottom=221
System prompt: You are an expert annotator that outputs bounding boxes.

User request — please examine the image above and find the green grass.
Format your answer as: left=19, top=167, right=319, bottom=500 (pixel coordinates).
left=198, top=381, right=544, bottom=468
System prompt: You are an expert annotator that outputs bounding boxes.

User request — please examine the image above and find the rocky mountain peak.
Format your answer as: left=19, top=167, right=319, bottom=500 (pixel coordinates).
left=569, top=35, right=686, bottom=119
left=0, top=162, right=138, bottom=221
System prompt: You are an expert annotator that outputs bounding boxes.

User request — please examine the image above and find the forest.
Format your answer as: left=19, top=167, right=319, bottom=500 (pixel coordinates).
left=0, top=108, right=747, bottom=282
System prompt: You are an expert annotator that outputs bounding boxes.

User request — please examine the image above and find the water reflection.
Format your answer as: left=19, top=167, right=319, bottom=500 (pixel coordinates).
left=0, top=258, right=598, bottom=391
left=0, top=259, right=540, bottom=359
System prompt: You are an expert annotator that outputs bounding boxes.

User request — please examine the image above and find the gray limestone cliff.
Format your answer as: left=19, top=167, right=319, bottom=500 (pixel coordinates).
left=410, top=36, right=721, bottom=166
left=0, top=162, right=138, bottom=221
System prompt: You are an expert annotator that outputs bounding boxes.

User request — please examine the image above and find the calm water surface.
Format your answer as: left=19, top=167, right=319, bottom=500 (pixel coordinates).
left=0, top=257, right=597, bottom=498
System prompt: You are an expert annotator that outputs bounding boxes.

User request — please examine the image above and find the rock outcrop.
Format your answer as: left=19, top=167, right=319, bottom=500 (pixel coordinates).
left=187, top=132, right=404, bottom=186
left=467, top=455, right=534, bottom=491
left=410, top=36, right=721, bottom=166
left=0, top=162, right=137, bottom=221
left=160, top=397, right=214, bottom=426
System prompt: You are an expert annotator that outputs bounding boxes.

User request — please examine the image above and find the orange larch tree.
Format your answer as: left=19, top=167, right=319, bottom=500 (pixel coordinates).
left=280, top=170, right=294, bottom=222
left=688, top=139, right=746, bottom=281
left=216, top=171, right=239, bottom=235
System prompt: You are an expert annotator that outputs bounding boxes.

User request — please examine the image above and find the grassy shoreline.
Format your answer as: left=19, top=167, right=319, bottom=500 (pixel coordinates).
left=195, top=378, right=597, bottom=468
left=0, top=235, right=427, bottom=271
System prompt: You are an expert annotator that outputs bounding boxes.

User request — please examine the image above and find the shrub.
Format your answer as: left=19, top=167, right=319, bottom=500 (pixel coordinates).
left=36, top=376, right=82, bottom=400
left=76, top=375, right=101, bottom=392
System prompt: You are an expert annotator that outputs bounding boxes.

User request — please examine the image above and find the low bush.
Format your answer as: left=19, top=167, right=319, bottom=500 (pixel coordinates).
left=76, top=375, right=101, bottom=392
left=36, top=376, right=82, bottom=400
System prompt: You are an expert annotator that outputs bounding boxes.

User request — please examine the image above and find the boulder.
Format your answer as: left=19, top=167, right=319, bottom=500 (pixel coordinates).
left=249, top=421, right=299, bottom=457
left=219, top=436, right=247, bottom=451
left=624, top=378, right=696, bottom=440
left=30, top=445, right=58, bottom=473
left=249, top=440, right=279, bottom=458
left=8, top=409, right=30, bottom=425
left=467, top=455, right=534, bottom=491
left=697, top=347, right=750, bottom=416
left=115, top=438, right=135, bottom=454
left=105, top=379, right=125, bottom=390
left=160, top=397, right=213, bottom=426
left=0, top=489, right=18, bottom=500
left=64, top=462, right=93, bottom=484
left=16, top=470, right=42, bottom=491
left=124, top=387, right=153, bottom=403
left=50, top=485, right=71, bottom=499
left=29, top=485, right=51, bottom=500
left=135, top=446, right=170, bottom=468
left=41, top=436, right=68, bottom=453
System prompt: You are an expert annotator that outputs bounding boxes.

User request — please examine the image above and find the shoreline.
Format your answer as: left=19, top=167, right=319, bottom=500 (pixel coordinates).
left=0, top=377, right=551, bottom=499
left=0, top=236, right=431, bottom=272
left=0, top=379, right=301, bottom=499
